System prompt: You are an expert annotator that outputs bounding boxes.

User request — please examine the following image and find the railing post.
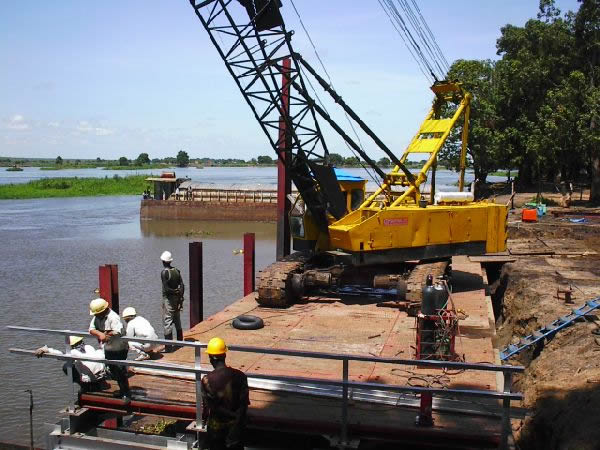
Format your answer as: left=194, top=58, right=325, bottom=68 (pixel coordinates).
left=99, top=264, right=119, bottom=314
left=195, top=346, right=204, bottom=430
left=341, top=358, right=349, bottom=445
left=64, top=334, right=76, bottom=412
left=500, top=371, right=513, bottom=449
left=243, top=233, right=255, bottom=296
left=189, top=242, right=204, bottom=328
left=416, top=392, right=433, bottom=427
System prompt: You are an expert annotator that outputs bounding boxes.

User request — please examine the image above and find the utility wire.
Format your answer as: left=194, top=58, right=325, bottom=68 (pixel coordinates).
left=289, top=0, right=383, bottom=188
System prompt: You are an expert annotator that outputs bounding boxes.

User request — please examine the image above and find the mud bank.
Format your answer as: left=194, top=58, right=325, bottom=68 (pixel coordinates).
left=492, top=214, right=600, bottom=449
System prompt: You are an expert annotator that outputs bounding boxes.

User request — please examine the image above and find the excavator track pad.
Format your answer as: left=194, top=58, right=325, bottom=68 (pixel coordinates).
left=257, top=253, right=308, bottom=307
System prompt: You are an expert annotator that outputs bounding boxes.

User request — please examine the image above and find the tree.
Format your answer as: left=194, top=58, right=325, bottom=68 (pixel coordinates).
left=328, top=153, right=344, bottom=166
left=344, top=156, right=360, bottom=166
left=118, top=156, right=129, bottom=166
left=55, top=156, right=63, bottom=165
left=257, top=155, right=273, bottom=165
left=96, top=157, right=102, bottom=162
left=136, top=152, right=150, bottom=165
left=176, top=150, right=190, bottom=167
left=377, top=157, right=391, bottom=168
left=440, top=59, right=502, bottom=183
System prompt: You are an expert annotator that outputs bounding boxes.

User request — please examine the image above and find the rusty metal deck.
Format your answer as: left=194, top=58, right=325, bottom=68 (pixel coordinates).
left=81, top=256, right=504, bottom=447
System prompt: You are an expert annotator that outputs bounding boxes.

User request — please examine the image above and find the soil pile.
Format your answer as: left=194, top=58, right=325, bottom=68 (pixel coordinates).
left=494, top=216, right=600, bottom=449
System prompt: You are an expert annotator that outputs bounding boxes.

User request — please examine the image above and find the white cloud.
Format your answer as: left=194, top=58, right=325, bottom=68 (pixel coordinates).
left=77, top=120, right=114, bottom=136
left=5, top=114, right=30, bottom=130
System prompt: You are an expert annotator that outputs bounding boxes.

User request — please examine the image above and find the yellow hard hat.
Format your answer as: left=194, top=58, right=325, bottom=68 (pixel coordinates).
left=206, top=337, right=227, bottom=355
left=122, top=307, right=137, bottom=319
left=69, top=336, right=83, bottom=347
left=89, top=298, right=109, bottom=316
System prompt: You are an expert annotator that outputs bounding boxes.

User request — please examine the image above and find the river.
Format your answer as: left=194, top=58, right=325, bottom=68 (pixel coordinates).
left=0, top=167, right=504, bottom=446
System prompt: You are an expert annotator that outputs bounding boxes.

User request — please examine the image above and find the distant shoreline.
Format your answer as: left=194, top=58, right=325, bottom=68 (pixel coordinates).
left=0, top=175, right=150, bottom=200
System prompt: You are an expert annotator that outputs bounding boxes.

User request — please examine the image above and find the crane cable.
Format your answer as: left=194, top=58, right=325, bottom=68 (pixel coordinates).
left=288, top=0, right=384, bottom=189
left=378, top=0, right=449, bottom=83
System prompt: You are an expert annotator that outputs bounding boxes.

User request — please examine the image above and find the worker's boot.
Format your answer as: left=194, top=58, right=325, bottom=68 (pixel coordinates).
left=164, top=333, right=174, bottom=353
left=117, top=374, right=131, bottom=405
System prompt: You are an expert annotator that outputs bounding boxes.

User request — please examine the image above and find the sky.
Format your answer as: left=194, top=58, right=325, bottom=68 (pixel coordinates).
left=0, top=0, right=581, bottom=161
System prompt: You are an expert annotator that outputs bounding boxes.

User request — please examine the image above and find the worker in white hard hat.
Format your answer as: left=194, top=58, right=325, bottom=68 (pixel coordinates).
left=122, top=307, right=159, bottom=361
left=35, top=336, right=108, bottom=393
left=88, top=298, right=130, bottom=402
left=160, top=251, right=185, bottom=352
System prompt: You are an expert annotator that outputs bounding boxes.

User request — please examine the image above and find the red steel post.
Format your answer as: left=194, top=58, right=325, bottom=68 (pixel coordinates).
left=99, top=264, right=119, bottom=314
left=189, top=242, right=203, bottom=328
left=243, top=233, right=256, bottom=296
left=416, top=392, right=434, bottom=427
left=276, top=57, right=292, bottom=260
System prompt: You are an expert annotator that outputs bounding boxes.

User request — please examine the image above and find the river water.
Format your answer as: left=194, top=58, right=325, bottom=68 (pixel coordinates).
left=0, top=167, right=503, bottom=446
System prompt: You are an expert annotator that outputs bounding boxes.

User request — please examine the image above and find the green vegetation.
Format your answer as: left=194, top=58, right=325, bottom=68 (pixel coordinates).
left=439, top=0, right=600, bottom=203
left=0, top=175, right=153, bottom=199
left=6, top=166, right=23, bottom=172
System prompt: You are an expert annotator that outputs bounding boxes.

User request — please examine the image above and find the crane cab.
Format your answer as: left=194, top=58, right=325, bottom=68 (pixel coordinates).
left=290, top=169, right=366, bottom=252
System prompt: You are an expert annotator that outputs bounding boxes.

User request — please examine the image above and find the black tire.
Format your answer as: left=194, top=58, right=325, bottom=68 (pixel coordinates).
left=232, top=315, right=264, bottom=330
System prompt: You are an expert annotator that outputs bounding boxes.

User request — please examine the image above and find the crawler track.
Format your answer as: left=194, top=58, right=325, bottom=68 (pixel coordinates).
left=257, top=253, right=308, bottom=307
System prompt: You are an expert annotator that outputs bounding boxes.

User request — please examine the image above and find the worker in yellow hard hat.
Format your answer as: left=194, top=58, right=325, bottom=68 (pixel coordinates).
left=201, top=337, right=249, bottom=450
left=88, top=298, right=130, bottom=403
left=35, top=336, right=108, bottom=393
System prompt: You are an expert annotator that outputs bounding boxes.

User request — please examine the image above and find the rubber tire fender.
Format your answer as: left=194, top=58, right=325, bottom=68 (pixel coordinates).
left=232, top=315, right=264, bottom=330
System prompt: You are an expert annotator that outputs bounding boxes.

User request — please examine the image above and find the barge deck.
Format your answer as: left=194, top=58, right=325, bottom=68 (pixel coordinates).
left=75, top=256, right=513, bottom=448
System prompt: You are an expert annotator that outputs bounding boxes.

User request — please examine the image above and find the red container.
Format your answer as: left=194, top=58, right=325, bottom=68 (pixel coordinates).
left=522, top=208, right=538, bottom=222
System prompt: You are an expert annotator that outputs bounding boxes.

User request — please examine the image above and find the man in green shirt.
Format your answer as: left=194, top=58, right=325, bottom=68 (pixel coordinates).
left=160, top=251, right=185, bottom=352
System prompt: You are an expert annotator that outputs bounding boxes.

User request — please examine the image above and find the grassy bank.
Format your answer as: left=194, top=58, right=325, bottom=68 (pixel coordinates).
left=0, top=175, right=153, bottom=199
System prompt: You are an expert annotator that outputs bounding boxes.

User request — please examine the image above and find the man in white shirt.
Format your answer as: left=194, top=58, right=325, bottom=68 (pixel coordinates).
left=35, top=336, right=107, bottom=393
left=122, top=307, right=159, bottom=361
left=88, top=298, right=130, bottom=402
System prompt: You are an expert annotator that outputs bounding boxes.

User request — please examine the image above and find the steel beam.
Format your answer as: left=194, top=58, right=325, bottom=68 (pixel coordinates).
left=276, top=57, right=291, bottom=260
left=243, top=233, right=256, bottom=295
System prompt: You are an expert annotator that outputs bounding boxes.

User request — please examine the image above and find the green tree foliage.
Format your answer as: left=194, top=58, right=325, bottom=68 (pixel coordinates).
left=328, top=153, right=344, bottom=166
left=257, top=155, right=273, bottom=164
left=136, top=152, right=150, bottom=165
left=377, top=157, right=391, bottom=168
left=55, top=156, right=63, bottom=165
left=176, top=150, right=190, bottom=167
left=344, top=156, right=360, bottom=166
left=118, top=156, right=129, bottom=166
left=440, top=59, right=501, bottom=183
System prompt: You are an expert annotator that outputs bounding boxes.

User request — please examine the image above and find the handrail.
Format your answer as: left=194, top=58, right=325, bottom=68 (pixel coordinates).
left=7, top=326, right=524, bottom=373
left=8, top=325, right=523, bottom=448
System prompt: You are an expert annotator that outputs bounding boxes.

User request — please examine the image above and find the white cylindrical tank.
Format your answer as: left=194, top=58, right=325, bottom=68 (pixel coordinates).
left=434, top=192, right=474, bottom=204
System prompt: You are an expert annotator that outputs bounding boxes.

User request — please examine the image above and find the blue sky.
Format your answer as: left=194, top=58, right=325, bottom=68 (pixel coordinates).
left=0, top=0, right=580, bottom=161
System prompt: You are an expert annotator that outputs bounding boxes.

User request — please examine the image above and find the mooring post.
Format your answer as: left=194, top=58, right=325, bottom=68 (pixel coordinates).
left=189, top=242, right=203, bottom=328
left=98, top=264, right=119, bottom=314
left=276, top=57, right=291, bottom=260
left=243, top=233, right=256, bottom=296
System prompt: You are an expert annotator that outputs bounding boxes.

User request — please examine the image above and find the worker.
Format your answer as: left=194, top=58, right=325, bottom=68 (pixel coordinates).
left=201, top=337, right=249, bottom=450
left=122, top=306, right=159, bottom=361
left=160, top=251, right=185, bottom=352
left=34, top=336, right=107, bottom=393
left=88, top=298, right=130, bottom=402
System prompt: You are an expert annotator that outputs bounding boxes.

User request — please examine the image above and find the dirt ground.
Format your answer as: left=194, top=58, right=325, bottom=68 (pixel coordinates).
left=492, top=206, right=600, bottom=450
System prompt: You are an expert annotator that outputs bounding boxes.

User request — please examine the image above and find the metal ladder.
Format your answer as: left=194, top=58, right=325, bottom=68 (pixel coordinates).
left=500, top=296, right=600, bottom=361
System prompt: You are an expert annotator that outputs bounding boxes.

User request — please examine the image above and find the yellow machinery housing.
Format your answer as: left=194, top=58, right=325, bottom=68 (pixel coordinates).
left=323, top=81, right=507, bottom=265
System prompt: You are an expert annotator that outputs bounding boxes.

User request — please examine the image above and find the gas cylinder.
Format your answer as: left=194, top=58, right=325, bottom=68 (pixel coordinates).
left=434, top=282, right=449, bottom=310
left=421, top=274, right=436, bottom=315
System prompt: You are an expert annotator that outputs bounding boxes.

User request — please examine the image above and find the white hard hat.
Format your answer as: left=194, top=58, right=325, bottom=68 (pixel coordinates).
left=122, top=307, right=137, bottom=319
left=160, top=251, right=173, bottom=262
left=89, top=298, right=109, bottom=316
left=69, top=336, right=84, bottom=347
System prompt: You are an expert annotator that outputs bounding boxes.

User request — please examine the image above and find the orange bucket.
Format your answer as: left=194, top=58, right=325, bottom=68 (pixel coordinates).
left=522, top=208, right=538, bottom=222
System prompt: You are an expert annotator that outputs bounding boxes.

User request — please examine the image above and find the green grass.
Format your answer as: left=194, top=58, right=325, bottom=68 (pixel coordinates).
left=6, top=167, right=23, bottom=172
left=0, top=175, right=154, bottom=199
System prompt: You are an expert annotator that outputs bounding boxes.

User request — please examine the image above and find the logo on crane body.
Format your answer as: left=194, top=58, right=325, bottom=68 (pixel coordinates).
left=383, top=217, right=409, bottom=226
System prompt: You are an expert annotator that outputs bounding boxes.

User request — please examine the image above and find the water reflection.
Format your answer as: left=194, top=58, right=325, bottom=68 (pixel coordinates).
left=140, top=218, right=276, bottom=239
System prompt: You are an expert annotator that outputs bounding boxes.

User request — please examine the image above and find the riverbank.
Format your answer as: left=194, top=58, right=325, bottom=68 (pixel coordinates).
left=0, top=175, right=151, bottom=199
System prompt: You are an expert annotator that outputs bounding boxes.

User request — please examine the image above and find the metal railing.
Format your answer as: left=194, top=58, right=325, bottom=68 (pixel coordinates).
left=8, top=325, right=523, bottom=448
